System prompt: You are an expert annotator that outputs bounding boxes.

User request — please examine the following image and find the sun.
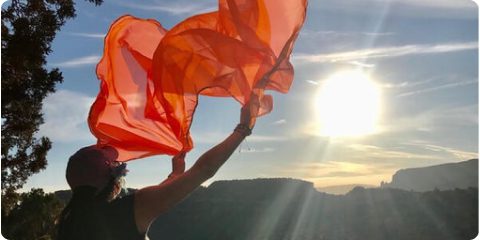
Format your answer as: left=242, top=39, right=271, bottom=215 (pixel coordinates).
left=315, top=70, right=381, bottom=137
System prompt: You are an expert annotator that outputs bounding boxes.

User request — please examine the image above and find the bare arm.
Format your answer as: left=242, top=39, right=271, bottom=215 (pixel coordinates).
left=133, top=103, right=255, bottom=233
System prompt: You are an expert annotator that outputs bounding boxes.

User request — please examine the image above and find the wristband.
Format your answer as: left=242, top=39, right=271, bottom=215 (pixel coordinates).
left=234, top=123, right=252, bottom=137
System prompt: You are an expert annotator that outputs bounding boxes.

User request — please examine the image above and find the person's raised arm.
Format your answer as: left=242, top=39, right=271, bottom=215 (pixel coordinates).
left=133, top=98, right=258, bottom=233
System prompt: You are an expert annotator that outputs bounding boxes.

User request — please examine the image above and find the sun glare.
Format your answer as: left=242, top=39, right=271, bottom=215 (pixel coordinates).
left=315, top=70, right=381, bottom=137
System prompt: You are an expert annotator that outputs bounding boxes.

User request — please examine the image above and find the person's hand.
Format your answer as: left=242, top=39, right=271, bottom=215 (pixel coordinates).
left=240, top=94, right=260, bottom=128
left=168, top=152, right=186, bottom=178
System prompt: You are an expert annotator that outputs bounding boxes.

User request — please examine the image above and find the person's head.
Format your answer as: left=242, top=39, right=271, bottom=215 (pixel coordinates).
left=57, top=145, right=128, bottom=240
left=66, top=145, right=127, bottom=201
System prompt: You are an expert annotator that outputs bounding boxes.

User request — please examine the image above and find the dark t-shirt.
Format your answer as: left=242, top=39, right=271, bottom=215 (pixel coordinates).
left=97, top=194, right=146, bottom=240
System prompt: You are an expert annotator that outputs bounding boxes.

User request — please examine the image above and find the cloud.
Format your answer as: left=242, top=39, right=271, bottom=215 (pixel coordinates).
left=439, top=105, right=478, bottom=125
left=317, top=170, right=372, bottom=178
left=309, top=0, right=475, bottom=19
left=382, top=81, right=409, bottom=89
left=248, top=135, right=290, bottom=142
left=397, top=79, right=478, bottom=97
left=296, top=29, right=396, bottom=53
left=67, top=32, right=106, bottom=39
left=272, top=119, right=287, bottom=125
left=284, top=160, right=394, bottom=180
left=191, top=131, right=225, bottom=144
left=381, top=77, right=438, bottom=89
left=347, top=61, right=376, bottom=68
left=379, top=104, right=478, bottom=136
left=117, top=1, right=216, bottom=15
left=386, top=0, right=474, bottom=10
left=293, top=42, right=477, bottom=63
left=52, top=55, right=101, bottom=68
left=305, top=80, right=320, bottom=85
left=300, top=29, right=395, bottom=38
left=239, top=147, right=276, bottom=153
left=405, top=141, right=478, bottom=160
left=193, top=131, right=289, bottom=144
left=38, top=90, right=95, bottom=142
left=347, top=144, right=441, bottom=160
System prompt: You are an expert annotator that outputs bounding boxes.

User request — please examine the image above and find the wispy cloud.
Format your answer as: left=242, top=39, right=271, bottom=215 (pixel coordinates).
left=405, top=141, right=478, bottom=160
left=387, top=0, right=474, bottom=10
left=423, top=145, right=478, bottom=160
left=239, top=147, right=275, bottom=153
left=347, top=61, right=375, bottom=68
left=317, top=170, right=372, bottom=178
left=283, top=160, right=394, bottom=183
left=272, top=119, right=287, bottom=125
left=308, top=0, right=475, bottom=19
left=397, top=79, right=477, bottom=97
left=347, top=143, right=440, bottom=160
left=300, top=29, right=395, bottom=38
left=439, top=104, right=478, bottom=125
left=52, top=55, right=101, bottom=68
left=382, top=77, right=438, bottom=89
left=379, top=104, right=478, bottom=135
left=38, top=90, right=95, bottom=142
left=117, top=1, right=216, bottom=15
left=248, top=135, right=290, bottom=142
left=193, top=131, right=289, bottom=144
left=294, top=42, right=477, bottom=63
left=296, top=29, right=396, bottom=53
left=191, top=131, right=225, bottom=144
left=67, top=32, right=106, bottom=39
left=305, top=80, right=320, bottom=85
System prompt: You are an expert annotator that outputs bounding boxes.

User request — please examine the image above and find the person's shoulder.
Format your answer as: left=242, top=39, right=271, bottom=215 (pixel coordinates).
left=102, top=193, right=146, bottom=239
left=108, top=192, right=135, bottom=208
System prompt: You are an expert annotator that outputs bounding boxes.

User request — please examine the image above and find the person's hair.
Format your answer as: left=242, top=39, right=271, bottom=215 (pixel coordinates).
left=56, top=177, right=118, bottom=240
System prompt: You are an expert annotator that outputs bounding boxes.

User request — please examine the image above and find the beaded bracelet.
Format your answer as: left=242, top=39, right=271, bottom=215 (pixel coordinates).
left=234, top=123, right=252, bottom=137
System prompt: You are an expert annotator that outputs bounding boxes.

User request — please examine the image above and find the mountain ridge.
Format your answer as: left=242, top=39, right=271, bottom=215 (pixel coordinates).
left=381, top=158, right=478, bottom=191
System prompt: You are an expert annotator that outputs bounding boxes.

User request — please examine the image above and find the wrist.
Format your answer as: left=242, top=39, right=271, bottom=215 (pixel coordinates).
left=234, top=123, right=252, bottom=137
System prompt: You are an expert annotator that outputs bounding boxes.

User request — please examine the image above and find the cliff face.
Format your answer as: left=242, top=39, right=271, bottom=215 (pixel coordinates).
left=383, top=159, right=478, bottom=191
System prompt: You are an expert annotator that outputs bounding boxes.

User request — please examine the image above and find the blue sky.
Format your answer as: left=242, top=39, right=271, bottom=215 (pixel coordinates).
left=16, top=0, right=478, bottom=192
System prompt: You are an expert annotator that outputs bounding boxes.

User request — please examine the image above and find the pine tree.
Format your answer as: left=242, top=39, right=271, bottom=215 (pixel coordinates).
left=1, top=0, right=103, bottom=213
left=2, top=189, right=64, bottom=240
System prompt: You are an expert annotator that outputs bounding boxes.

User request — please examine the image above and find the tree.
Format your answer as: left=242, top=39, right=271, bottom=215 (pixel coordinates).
left=1, top=0, right=102, bottom=212
left=2, top=189, right=65, bottom=240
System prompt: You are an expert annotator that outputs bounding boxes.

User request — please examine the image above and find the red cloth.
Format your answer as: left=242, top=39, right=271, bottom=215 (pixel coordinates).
left=89, top=0, right=308, bottom=161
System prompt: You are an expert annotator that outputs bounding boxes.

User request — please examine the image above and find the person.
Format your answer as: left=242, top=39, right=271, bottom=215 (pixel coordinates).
left=56, top=99, right=258, bottom=240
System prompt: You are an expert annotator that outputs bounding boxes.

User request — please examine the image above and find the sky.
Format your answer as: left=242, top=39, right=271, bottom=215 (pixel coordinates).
left=15, top=0, right=478, bottom=192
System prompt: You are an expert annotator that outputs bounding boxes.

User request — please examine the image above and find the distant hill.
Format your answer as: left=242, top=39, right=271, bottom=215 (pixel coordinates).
left=148, top=179, right=477, bottom=240
left=382, top=159, right=478, bottom=192
left=317, top=184, right=376, bottom=195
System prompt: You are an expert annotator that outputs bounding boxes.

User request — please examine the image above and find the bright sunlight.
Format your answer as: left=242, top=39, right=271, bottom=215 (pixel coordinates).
left=315, top=70, right=381, bottom=137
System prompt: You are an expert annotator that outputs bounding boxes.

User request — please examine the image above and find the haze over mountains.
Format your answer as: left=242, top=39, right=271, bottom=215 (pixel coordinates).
left=316, top=184, right=376, bottom=195
left=319, top=159, right=479, bottom=194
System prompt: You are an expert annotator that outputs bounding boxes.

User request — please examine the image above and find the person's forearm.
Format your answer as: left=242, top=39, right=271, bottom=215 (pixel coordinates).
left=192, top=130, right=246, bottom=181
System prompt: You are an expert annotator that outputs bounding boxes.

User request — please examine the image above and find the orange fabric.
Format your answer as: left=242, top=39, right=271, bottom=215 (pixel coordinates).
left=89, top=0, right=308, bottom=161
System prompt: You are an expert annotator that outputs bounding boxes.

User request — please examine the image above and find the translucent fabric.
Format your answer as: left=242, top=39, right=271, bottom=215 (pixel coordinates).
left=89, top=0, right=308, bottom=161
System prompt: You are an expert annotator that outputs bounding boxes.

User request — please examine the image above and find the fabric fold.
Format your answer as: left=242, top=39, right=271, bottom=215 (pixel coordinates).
left=89, top=0, right=308, bottom=161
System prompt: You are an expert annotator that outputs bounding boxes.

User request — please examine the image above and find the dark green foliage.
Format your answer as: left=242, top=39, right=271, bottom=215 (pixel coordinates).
left=148, top=179, right=478, bottom=240
left=2, top=189, right=65, bottom=240
left=1, top=0, right=103, bottom=212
